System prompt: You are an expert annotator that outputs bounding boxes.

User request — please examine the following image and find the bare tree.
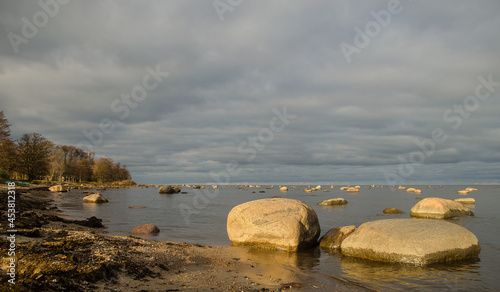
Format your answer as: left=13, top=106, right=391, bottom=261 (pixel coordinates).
left=0, top=111, right=11, bottom=141
left=16, top=133, right=54, bottom=181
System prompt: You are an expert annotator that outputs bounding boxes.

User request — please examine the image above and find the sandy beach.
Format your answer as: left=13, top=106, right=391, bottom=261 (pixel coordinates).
left=0, top=186, right=373, bottom=292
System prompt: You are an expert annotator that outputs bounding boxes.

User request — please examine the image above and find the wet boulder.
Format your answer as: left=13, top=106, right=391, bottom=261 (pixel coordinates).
left=319, top=225, right=356, bottom=249
left=227, top=198, right=320, bottom=251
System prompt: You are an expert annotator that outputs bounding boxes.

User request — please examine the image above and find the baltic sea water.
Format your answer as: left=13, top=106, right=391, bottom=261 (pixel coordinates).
left=54, top=185, right=500, bottom=291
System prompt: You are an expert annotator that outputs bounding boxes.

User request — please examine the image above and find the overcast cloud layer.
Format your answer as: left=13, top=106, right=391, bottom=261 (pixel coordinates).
left=1, top=0, right=499, bottom=185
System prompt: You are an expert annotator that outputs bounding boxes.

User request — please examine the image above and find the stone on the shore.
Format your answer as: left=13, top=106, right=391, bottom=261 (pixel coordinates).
left=319, top=225, right=356, bottom=249
left=406, top=187, right=416, bottom=192
left=83, top=193, right=109, bottom=203
left=398, top=186, right=406, bottom=190
left=383, top=208, right=405, bottom=214
left=346, top=187, right=359, bottom=193
left=340, top=187, right=348, bottom=190
left=316, top=185, right=322, bottom=190
left=49, top=185, right=66, bottom=192
left=341, top=219, right=480, bottom=265
left=227, top=198, right=320, bottom=251
left=158, top=185, right=181, bottom=194
left=317, top=198, right=347, bottom=206
left=131, top=223, right=160, bottom=235
left=410, top=197, right=473, bottom=219
left=454, top=198, right=476, bottom=205
left=280, top=186, right=288, bottom=191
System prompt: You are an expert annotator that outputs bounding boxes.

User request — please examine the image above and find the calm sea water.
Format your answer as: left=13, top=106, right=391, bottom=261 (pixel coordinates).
left=53, top=185, right=500, bottom=291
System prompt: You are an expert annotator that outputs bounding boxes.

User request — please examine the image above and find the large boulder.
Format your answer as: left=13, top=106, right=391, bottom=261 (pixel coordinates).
left=158, top=185, right=181, bottom=194
left=319, top=225, right=356, bottom=249
left=131, top=223, right=160, bottom=235
left=227, top=198, right=320, bottom=251
left=317, top=198, right=347, bottom=206
left=341, top=219, right=480, bottom=265
left=83, top=193, right=109, bottom=203
left=410, top=197, right=473, bottom=219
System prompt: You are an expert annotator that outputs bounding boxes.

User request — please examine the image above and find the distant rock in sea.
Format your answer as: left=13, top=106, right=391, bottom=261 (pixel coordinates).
left=317, top=198, right=347, bottom=206
left=158, top=185, right=181, bottom=194
left=410, top=197, right=473, bottom=219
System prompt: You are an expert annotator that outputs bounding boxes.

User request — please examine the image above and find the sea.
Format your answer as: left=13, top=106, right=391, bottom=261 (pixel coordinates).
left=52, top=184, right=500, bottom=291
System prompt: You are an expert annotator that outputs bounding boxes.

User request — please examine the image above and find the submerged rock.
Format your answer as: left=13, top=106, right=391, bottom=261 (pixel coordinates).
left=319, top=225, right=356, bottom=249
left=341, top=219, right=480, bottom=265
left=227, top=198, right=320, bottom=251
left=383, top=208, right=405, bottom=214
left=82, top=193, right=109, bottom=203
left=410, top=197, right=473, bottom=219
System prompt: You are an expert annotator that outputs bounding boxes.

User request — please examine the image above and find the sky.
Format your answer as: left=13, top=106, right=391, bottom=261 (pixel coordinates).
left=1, top=0, right=499, bottom=185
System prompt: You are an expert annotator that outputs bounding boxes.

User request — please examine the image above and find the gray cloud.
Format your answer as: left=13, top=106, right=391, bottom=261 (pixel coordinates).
left=1, top=0, right=499, bottom=184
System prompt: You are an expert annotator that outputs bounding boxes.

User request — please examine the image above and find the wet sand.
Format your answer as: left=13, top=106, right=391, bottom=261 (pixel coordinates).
left=0, top=186, right=373, bottom=291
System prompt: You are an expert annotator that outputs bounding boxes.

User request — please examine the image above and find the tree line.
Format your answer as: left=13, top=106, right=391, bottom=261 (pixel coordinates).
left=0, top=111, right=131, bottom=183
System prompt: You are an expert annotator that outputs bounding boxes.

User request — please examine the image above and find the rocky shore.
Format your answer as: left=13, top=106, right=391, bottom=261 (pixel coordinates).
left=0, top=186, right=372, bottom=292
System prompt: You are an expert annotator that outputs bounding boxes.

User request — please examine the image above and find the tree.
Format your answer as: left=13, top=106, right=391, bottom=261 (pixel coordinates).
left=0, top=139, right=17, bottom=177
left=0, top=111, right=11, bottom=141
left=16, top=133, right=53, bottom=181
left=0, top=111, right=14, bottom=179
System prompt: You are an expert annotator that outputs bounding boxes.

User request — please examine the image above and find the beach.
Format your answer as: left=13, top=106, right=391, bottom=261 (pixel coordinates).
left=0, top=186, right=372, bottom=292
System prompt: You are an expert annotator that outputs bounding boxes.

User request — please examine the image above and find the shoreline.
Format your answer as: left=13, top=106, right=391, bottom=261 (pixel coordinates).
left=0, top=186, right=374, bottom=291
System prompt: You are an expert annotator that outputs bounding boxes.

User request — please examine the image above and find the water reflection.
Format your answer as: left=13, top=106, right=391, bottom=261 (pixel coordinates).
left=339, top=256, right=481, bottom=291
left=229, top=246, right=322, bottom=269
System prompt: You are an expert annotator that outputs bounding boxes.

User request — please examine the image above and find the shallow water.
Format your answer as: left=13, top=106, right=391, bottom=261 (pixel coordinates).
left=54, top=185, right=500, bottom=291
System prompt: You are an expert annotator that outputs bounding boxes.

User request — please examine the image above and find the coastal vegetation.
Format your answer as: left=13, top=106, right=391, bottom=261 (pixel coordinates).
left=0, top=111, right=132, bottom=184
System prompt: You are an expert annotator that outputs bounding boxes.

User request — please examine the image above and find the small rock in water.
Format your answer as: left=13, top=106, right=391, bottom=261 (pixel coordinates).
left=383, top=208, right=405, bottom=214
left=131, top=223, right=160, bottom=235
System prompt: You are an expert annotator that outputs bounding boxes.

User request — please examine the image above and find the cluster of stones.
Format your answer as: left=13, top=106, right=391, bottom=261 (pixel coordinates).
left=226, top=194, right=480, bottom=265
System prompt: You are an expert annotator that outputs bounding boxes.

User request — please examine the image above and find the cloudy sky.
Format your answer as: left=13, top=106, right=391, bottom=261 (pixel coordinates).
left=1, top=0, right=499, bottom=185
